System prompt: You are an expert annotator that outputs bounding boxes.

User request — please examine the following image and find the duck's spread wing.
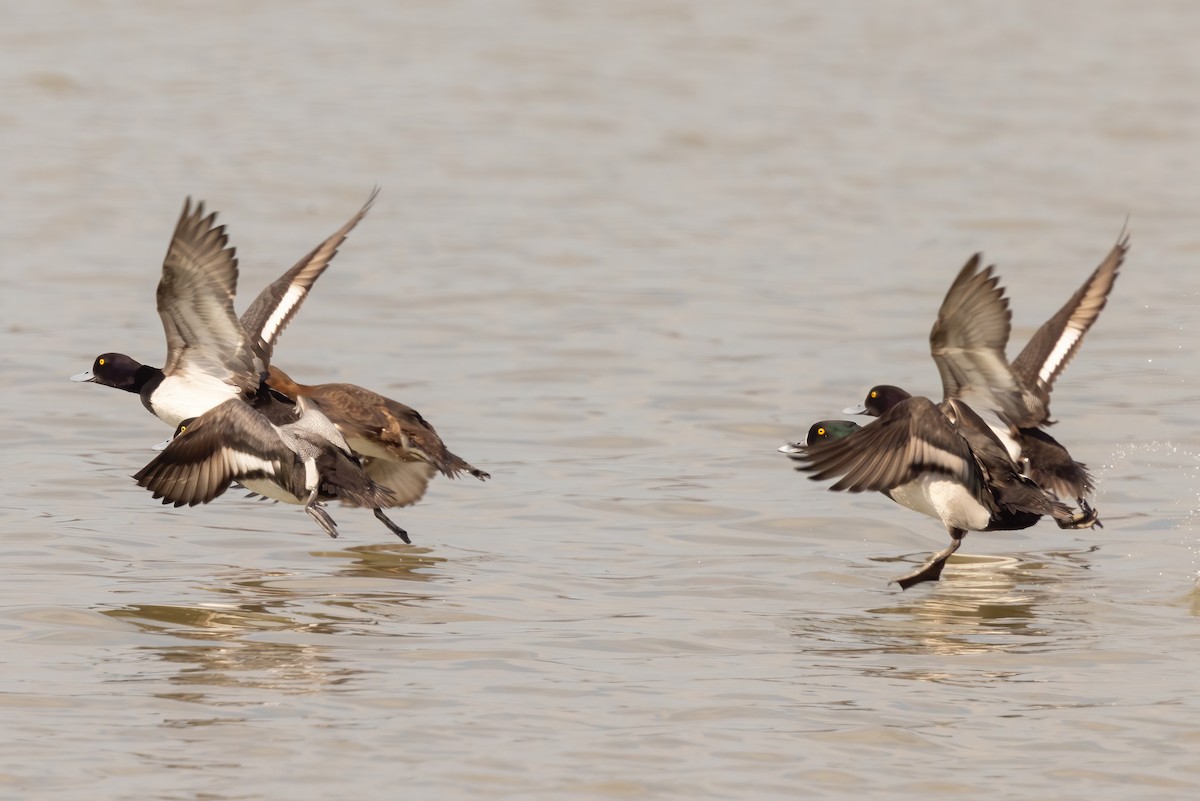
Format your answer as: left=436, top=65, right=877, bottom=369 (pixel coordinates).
left=240, top=188, right=379, bottom=363
left=790, top=397, right=978, bottom=493
left=133, top=399, right=294, bottom=506
left=1010, top=234, right=1128, bottom=411
left=929, top=253, right=1030, bottom=420
left=157, top=199, right=261, bottom=394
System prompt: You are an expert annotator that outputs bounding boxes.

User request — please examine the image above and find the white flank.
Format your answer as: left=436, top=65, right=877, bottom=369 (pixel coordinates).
left=968, top=405, right=1022, bottom=463
left=889, top=474, right=991, bottom=531
left=151, top=374, right=240, bottom=428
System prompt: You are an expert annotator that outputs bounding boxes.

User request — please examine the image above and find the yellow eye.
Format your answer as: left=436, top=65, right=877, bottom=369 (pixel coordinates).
left=98, top=357, right=106, bottom=366
left=817, top=427, right=826, bottom=436
left=870, top=390, right=877, bottom=399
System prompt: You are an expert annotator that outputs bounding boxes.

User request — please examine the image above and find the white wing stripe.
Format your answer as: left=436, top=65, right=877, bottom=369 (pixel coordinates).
left=1039, top=325, right=1085, bottom=384
left=220, top=448, right=279, bottom=477
left=257, top=285, right=307, bottom=347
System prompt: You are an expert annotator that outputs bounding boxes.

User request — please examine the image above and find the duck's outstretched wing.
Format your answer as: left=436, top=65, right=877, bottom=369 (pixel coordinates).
left=787, top=397, right=981, bottom=495
left=133, top=399, right=298, bottom=506
left=929, top=253, right=1035, bottom=424
left=1010, top=234, right=1128, bottom=422
left=240, top=188, right=379, bottom=364
left=157, top=199, right=262, bottom=395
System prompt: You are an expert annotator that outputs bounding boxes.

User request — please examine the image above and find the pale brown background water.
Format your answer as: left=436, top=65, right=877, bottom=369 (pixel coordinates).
left=2, top=2, right=1199, bottom=799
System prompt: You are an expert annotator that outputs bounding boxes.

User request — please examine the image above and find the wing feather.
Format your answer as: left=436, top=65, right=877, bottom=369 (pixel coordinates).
left=240, top=189, right=379, bottom=362
left=1011, top=235, right=1128, bottom=418
left=158, top=199, right=261, bottom=394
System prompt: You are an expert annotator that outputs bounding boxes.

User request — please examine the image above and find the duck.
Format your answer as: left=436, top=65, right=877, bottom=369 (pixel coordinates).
left=134, top=395, right=406, bottom=540
left=845, top=236, right=1127, bottom=514
left=72, top=192, right=415, bottom=539
left=781, top=398, right=1076, bottom=589
left=72, top=190, right=377, bottom=428
left=265, top=365, right=490, bottom=509
left=788, top=420, right=862, bottom=446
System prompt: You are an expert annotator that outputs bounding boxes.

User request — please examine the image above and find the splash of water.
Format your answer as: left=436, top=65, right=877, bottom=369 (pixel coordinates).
left=1098, top=439, right=1200, bottom=581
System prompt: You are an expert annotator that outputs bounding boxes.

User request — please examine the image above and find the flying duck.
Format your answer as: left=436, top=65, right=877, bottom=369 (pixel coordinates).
left=265, top=366, right=489, bottom=509
left=72, top=190, right=377, bottom=427
left=845, top=236, right=1127, bottom=514
left=781, top=398, right=1076, bottom=589
left=134, top=395, right=407, bottom=541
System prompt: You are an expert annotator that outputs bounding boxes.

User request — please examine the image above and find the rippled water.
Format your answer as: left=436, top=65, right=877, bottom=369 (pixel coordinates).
left=3, top=2, right=1200, bottom=799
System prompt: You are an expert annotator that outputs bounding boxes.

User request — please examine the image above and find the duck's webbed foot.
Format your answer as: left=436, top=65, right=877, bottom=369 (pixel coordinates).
left=306, top=504, right=340, bottom=538
left=891, top=531, right=964, bottom=590
left=1058, top=497, right=1101, bottom=530
left=374, top=508, right=411, bottom=544
left=303, top=489, right=340, bottom=538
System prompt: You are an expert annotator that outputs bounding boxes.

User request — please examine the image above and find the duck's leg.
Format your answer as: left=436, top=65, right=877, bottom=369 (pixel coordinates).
left=892, top=529, right=965, bottom=590
left=302, top=488, right=340, bottom=538
left=373, top=508, right=411, bottom=544
left=1058, top=497, right=1102, bottom=530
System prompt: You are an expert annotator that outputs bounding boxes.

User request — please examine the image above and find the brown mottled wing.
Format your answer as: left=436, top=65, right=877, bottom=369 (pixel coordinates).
left=133, top=399, right=295, bottom=507
left=1010, top=235, right=1128, bottom=420
left=793, top=397, right=981, bottom=495
left=239, top=188, right=379, bottom=364
left=374, top=398, right=490, bottom=480
left=305, top=383, right=486, bottom=480
left=157, top=199, right=261, bottom=394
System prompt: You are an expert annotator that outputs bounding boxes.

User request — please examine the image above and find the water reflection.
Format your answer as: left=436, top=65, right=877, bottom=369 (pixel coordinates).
left=791, top=548, right=1100, bottom=681
left=151, top=642, right=350, bottom=698
left=297, top=542, right=444, bottom=582
left=97, top=544, right=452, bottom=700
left=1186, top=584, right=1200, bottom=617
left=100, top=604, right=361, bottom=700
left=106, top=544, right=446, bottom=632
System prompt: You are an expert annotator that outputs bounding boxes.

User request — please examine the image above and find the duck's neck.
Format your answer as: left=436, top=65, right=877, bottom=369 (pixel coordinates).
left=267, top=368, right=307, bottom=397
left=128, top=364, right=164, bottom=394
left=132, top=365, right=167, bottom=416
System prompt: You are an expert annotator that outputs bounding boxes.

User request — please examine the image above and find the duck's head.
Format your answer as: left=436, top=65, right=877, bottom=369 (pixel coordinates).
left=71, top=353, right=145, bottom=389
left=778, top=419, right=861, bottom=454
left=152, top=416, right=197, bottom=451
left=843, top=385, right=911, bottom=417
left=804, top=420, right=862, bottom=444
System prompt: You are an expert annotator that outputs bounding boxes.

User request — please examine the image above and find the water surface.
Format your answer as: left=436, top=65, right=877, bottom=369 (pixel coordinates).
left=2, top=2, right=1199, bottom=799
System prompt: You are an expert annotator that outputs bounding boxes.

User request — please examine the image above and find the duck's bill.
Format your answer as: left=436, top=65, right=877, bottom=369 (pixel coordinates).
left=150, top=437, right=171, bottom=452
left=70, top=370, right=96, bottom=383
left=777, top=441, right=806, bottom=454
left=842, top=403, right=868, bottom=415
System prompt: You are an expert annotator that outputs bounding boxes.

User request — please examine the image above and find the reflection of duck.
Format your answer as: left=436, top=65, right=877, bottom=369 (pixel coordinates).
left=103, top=603, right=357, bottom=693
left=846, top=237, right=1127, bottom=515
left=781, top=397, right=1076, bottom=589
left=791, top=549, right=1098, bottom=664
left=310, top=543, right=447, bottom=582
